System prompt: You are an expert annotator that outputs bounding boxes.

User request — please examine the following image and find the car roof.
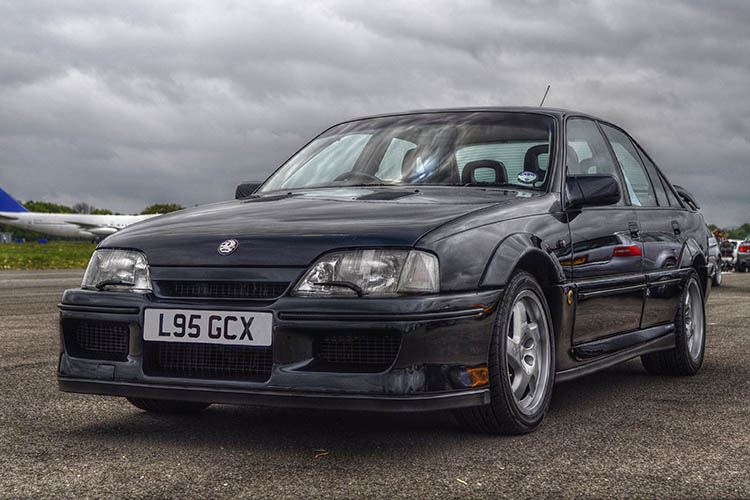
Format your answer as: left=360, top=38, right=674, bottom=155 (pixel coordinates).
left=342, top=106, right=605, bottom=124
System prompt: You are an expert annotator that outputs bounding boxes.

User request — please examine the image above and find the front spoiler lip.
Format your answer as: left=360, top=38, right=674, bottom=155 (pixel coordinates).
left=58, top=303, right=488, bottom=321
left=58, top=377, right=491, bottom=412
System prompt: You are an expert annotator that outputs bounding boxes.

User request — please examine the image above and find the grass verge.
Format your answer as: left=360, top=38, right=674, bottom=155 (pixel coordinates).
left=0, top=242, right=96, bottom=270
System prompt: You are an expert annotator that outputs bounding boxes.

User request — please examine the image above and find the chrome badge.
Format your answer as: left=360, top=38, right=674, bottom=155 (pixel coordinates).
left=217, top=239, right=239, bottom=256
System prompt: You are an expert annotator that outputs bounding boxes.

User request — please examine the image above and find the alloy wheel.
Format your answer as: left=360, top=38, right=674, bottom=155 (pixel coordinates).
left=506, top=290, right=551, bottom=416
left=684, top=279, right=704, bottom=362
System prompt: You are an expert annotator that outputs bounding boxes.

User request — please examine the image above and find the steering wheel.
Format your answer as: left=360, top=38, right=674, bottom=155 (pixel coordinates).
left=334, top=171, right=382, bottom=183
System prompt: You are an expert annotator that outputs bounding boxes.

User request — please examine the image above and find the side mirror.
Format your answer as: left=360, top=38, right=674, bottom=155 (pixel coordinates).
left=235, top=182, right=262, bottom=199
left=566, top=174, right=620, bottom=209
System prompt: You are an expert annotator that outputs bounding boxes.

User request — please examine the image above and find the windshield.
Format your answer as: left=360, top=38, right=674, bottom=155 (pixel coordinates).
left=259, top=112, right=555, bottom=193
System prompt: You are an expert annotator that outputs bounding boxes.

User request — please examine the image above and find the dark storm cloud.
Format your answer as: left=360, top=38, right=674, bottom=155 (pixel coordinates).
left=1, top=0, right=748, bottom=225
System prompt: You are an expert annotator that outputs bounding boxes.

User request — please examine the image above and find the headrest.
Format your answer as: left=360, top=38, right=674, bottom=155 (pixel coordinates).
left=461, top=160, right=508, bottom=185
left=523, top=144, right=549, bottom=175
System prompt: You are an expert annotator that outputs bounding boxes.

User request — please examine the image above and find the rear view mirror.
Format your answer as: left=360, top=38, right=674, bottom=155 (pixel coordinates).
left=235, top=182, right=263, bottom=199
left=566, top=174, right=620, bottom=209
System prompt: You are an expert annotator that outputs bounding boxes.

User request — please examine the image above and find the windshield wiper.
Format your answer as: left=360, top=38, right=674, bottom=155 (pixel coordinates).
left=461, top=182, right=538, bottom=190
left=336, top=183, right=393, bottom=188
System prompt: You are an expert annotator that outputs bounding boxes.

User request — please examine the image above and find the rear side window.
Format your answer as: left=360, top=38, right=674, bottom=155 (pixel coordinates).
left=661, top=177, right=679, bottom=207
left=634, top=143, right=672, bottom=207
left=601, top=124, right=657, bottom=207
left=566, top=118, right=624, bottom=205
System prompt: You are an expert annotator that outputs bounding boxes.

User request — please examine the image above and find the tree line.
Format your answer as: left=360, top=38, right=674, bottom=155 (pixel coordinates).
left=708, top=223, right=750, bottom=241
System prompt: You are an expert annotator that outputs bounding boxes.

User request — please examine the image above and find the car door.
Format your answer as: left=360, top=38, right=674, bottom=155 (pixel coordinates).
left=599, top=124, right=683, bottom=329
left=565, top=118, right=645, bottom=346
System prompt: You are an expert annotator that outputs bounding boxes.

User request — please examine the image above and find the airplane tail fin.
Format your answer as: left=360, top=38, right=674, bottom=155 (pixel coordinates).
left=0, top=188, right=29, bottom=212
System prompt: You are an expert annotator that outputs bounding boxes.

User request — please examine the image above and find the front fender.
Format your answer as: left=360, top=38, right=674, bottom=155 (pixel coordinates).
left=480, top=233, right=565, bottom=288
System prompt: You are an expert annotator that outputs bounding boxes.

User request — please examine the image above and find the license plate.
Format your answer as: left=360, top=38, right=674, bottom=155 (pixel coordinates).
left=143, top=309, right=272, bottom=346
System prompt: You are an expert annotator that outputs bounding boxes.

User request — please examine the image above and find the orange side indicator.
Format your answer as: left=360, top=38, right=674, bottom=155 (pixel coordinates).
left=467, top=366, right=489, bottom=387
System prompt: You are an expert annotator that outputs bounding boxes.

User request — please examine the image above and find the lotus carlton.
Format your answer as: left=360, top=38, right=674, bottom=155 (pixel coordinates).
left=58, top=108, right=711, bottom=434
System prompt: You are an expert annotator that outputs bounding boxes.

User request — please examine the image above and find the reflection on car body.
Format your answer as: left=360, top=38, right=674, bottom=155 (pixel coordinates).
left=58, top=108, right=711, bottom=435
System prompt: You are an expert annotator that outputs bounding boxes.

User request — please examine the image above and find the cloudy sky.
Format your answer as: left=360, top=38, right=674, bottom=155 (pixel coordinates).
left=1, top=0, right=748, bottom=225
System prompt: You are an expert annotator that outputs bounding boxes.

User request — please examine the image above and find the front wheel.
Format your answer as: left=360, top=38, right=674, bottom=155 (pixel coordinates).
left=641, top=272, right=705, bottom=375
left=454, top=271, right=555, bottom=435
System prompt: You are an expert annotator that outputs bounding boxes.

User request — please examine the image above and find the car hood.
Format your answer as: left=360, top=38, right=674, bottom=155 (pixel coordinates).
left=102, top=187, right=532, bottom=267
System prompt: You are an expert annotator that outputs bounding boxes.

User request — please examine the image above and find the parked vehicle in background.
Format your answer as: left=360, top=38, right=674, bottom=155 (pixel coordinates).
left=719, top=238, right=735, bottom=271
left=729, top=239, right=743, bottom=271
left=708, top=231, right=722, bottom=285
left=737, top=238, right=750, bottom=273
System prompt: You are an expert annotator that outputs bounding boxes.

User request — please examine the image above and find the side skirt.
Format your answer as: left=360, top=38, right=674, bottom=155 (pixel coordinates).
left=571, top=323, right=675, bottom=359
left=555, top=330, right=676, bottom=384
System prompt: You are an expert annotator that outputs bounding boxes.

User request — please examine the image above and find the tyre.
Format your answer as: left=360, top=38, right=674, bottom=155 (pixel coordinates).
left=712, top=259, right=722, bottom=286
left=641, top=272, right=705, bottom=376
left=454, top=271, right=555, bottom=435
left=127, top=397, right=211, bottom=414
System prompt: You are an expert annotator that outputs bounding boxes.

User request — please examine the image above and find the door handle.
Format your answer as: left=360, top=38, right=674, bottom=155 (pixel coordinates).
left=671, top=220, right=681, bottom=235
left=628, top=222, right=640, bottom=239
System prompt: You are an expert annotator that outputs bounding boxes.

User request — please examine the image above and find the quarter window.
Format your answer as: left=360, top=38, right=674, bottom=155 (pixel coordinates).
left=601, top=124, right=657, bottom=207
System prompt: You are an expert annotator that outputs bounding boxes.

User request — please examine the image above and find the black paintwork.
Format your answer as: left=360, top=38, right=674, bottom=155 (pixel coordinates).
left=58, top=107, right=711, bottom=411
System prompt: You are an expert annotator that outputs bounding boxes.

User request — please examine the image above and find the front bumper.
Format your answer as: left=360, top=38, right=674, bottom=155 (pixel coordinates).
left=58, top=287, right=502, bottom=412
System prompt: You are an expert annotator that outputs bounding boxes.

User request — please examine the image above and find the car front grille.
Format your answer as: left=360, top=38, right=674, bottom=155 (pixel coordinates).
left=143, top=342, right=273, bottom=382
left=155, top=280, right=289, bottom=300
left=315, top=334, right=401, bottom=372
left=63, top=319, right=130, bottom=361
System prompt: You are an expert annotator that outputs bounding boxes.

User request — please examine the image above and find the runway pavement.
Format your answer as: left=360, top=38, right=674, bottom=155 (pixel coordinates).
left=1, top=269, right=748, bottom=499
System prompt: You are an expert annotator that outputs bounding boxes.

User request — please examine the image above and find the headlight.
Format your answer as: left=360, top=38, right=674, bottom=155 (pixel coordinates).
left=293, top=249, right=439, bottom=297
left=81, top=249, right=152, bottom=292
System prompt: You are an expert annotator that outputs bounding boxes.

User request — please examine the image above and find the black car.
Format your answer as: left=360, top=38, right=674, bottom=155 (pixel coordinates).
left=58, top=108, right=710, bottom=435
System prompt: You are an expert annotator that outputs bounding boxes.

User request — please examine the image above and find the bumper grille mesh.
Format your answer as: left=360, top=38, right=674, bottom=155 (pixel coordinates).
left=64, top=320, right=129, bottom=361
left=155, top=280, right=288, bottom=300
left=143, top=342, right=273, bottom=382
left=316, top=334, right=401, bottom=372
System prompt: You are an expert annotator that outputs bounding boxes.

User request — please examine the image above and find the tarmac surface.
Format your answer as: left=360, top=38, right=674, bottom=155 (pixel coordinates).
left=1, top=269, right=748, bottom=499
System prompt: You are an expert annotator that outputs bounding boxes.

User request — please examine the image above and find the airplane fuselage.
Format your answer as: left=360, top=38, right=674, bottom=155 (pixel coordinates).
left=0, top=212, right=158, bottom=239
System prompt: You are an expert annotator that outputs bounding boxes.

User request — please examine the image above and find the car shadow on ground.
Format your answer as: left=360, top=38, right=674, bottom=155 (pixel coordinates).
left=61, top=359, right=674, bottom=453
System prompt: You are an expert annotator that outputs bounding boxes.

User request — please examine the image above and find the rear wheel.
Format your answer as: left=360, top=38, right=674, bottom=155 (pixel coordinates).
left=641, top=272, right=705, bottom=375
left=127, top=397, right=211, bottom=414
left=712, top=259, right=722, bottom=286
left=454, top=271, right=555, bottom=435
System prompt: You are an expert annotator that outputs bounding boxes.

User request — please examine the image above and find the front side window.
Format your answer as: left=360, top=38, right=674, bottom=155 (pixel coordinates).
left=601, top=124, right=657, bottom=207
left=565, top=118, right=624, bottom=205
left=259, top=112, right=555, bottom=193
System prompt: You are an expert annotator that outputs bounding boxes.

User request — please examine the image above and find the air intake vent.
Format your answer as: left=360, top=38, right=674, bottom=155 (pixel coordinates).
left=63, top=320, right=130, bottom=361
left=315, top=334, right=401, bottom=372
left=155, top=280, right=289, bottom=300
left=143, top=342, right=273, bottom=382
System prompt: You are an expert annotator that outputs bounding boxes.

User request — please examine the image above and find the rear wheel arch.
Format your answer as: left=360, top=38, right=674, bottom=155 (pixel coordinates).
left=690, top=252, right=708, bottom=295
